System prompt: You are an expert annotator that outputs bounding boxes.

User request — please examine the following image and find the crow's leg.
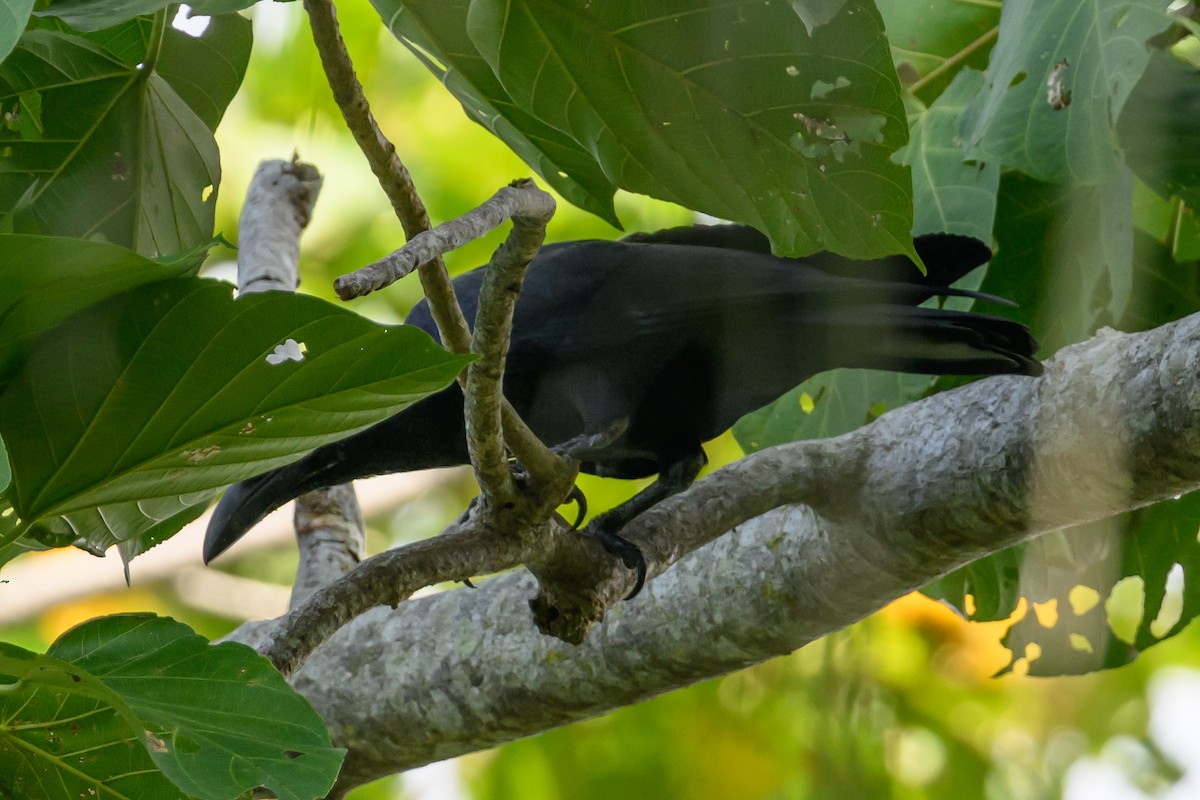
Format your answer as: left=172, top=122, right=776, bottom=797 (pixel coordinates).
left=585, top=448, right=707, bottom=599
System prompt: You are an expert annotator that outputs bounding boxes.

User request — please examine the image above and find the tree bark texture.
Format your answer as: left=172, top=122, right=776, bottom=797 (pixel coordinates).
left=274, top=313, right=1200, bottom=793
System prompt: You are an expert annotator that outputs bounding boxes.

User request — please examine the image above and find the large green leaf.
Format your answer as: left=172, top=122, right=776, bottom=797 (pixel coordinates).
left=1119, top=52, right=1200, bottom=208
left=734, top=369, right=935, bottom=452
left=0, top=615, right=342, bottom=800
left=36, top=0, right=170, bottom=32
left=0, top=235, right=198, bottom=381
left=979, top=171, right=1134, bottom=355
left=156, top=12, right=253, bottom=131
left=0, top=435, right=8, bottom=494
left=0, top=0, right=34, bottom=62
left=465, top=0, right=916, bottom=260
left=988, top=493, right=1200, bottom=676
left=958, top=0, right=1170, bottom=184
left=894, top=68, right=999, bottom=241
left=0, top=640, right=178, bottom=800
left=373, top=0, right=620, bottom=227
left=0, top=16, right=250, bottom=256
left=0, top=277, right=472, bottom=524
left=49, top=615, right=343, bottom=800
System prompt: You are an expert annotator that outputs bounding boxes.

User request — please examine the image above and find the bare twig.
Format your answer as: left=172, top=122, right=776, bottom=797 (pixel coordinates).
left=236, top=158, right=321, bottom=293
left=301, top=1, right=569, bottom=511
left=342, top=181, right=563, bottom=504
left=256, top=510, right=625, bottom=675
left=236, top=159, right=367, bottom=599
left=301, top=0, right=471, bottom=354
left=291, top=485, right=365, bottom=608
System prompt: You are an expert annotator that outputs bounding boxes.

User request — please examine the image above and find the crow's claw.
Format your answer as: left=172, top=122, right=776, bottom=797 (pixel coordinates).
left=565, top=485, right=588, bottom=528
left=590, top=527, right=647, bottom=599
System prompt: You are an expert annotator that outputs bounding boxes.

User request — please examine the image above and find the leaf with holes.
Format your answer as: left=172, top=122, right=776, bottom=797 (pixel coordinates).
left=0, top=614, right=342, bottom=800
left=0, top=277, right=472, bottom=526
left=464, top=0, right=915, bottom=259
left=0, top=640, right=180, bottom=800
left=958, top=0, right=1171, bottom=183
left=734, top=368, right=934, bottom=452
left=991, top=493, right=1200, bottom=676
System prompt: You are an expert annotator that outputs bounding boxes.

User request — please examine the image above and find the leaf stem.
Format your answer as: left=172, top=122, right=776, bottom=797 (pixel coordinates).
left=907, top=25, right=999, bottom=97
left=141, top=10, right=169, bottom=77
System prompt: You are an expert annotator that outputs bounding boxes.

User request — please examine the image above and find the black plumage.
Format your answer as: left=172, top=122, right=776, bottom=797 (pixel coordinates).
left=204, top=225, right=1040, bottom=564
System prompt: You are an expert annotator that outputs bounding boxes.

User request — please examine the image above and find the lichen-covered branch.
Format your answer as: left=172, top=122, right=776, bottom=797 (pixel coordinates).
left=276, top=313, right=1200, bottom=792
left=235, top=159, right=365, bottom=599
left=253, top=509, right=626, bottom=676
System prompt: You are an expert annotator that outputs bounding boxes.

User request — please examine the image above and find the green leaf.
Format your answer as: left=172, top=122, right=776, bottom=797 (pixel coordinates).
left=0, top=434, right=8, bottom=494
left=36, top=0, right=169, bottom=32
left=980, top=171, right=1134, bottom=355
left=0, top=277, right=472, bottom=524
left=188, top=0, right=260, bottom=13
left=733, top=369, right=934, bottom=452
left=156, top=12, right=252, bottom=131
left=0, top=640, right=180, bottom=800
left=372, top=0, right=621, bottom=227
left=0, top=498, right=44, bottom=571
left=959, top=0, right=1171, bottom=183
left=48, top=615, right=344, bottom=800
left=894, top=69, right=999, bottom=241
left=465, top=0, right=915, bottom=259
left=1119, top=52, right=1200, bottom=208
left=0, top=0, right=35, bottom=62
left=0, top=235, right=196, bottom=382
left=0, top=25, right=239, bottom=256
left=923, top=545, right=1023, bottom=621
left=68, top=493, right=214, bottom=559
left=790, top=0, right=851, bottom=34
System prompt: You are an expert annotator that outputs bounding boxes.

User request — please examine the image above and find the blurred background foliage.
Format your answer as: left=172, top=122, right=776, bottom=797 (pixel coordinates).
left=5, top=2, right=1200, bottom=799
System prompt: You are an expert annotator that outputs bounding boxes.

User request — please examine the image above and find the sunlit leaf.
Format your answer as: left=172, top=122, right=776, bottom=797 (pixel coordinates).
left=0, top=0, right=34, bottom=62
left=959, top=0, right=1170, bottom=183
left=876, top=0, right=1000, bottom=92
left=734, top=369, right=934, bottom=451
